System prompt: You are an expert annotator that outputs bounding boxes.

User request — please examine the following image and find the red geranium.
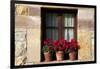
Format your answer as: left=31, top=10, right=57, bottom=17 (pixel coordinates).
left=53, top=37, right=67, bottom=51
left=42, top=37, right=78, bottom=53
left=42, top=38, right=54, bottom=52
left=68, top=39, right=78, bottom=52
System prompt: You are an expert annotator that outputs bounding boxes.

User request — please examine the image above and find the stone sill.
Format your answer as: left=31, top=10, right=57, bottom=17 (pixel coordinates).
left=24, top=60, right=93, bottom=65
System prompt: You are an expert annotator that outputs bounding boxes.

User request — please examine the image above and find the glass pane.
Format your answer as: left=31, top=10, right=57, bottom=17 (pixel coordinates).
left=52, top=29, right=58, bottom=40
left=46, top=13, right=57, bottom=27
left=46, top=29, right=58, bottom=40
left=46, top=29, right=52, bottom=39
left=64, top=29, right=68, bottom=40
left=64, top=29, right=74, bottom=41
left=64, top=14, right=74, bottom=27
left=68, top=29, right=74, bottom=40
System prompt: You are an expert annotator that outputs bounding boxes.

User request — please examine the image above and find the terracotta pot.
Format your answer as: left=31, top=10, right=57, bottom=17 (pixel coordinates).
left=44, top=52, right=51, bottom=62
left=69, top=51, right=76, bottom=61
left=56, top=51, right=63, bottom=61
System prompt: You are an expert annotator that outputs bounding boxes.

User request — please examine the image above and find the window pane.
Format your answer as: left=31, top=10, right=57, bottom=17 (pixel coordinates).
left=64, top=14, right=74, bottom=27
left=68, top=29, right=74, bottom=40
left=64, top=29, right=74, bottom=41
left=46, top=29, right=58, bottom=40
left=52, top=29, right=58, bottom=40
left=46, top=29, right=52, bottom=39
left=46, top=13, right=58, bottom=27
left=64, top=29, right=68, bottom=40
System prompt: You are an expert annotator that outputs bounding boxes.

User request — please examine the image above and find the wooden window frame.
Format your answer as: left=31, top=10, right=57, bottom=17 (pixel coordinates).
left=41, top=7, right=78, bottom=61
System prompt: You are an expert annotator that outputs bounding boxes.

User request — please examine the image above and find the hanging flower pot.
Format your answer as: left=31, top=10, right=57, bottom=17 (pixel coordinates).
left=69, top=51, right=76, bottom=61
left=56, top=51, right=63, bottom=61
left=44, top=51, right=51, bottom=62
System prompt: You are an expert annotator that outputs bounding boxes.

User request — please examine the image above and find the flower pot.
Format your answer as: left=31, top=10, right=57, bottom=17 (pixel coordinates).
left=69, top=51, right=76, bottom=61
left=56, top=51, right=63, bottom=61
left=44, top=52, right=51, bottom=62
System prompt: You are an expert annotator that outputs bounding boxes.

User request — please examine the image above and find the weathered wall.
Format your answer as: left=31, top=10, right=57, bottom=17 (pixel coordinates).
left=15, top=5, right=41, bottom=64
left=15, top=4, right=95, bottom=64
left=77, top=8, right=94, bottom=61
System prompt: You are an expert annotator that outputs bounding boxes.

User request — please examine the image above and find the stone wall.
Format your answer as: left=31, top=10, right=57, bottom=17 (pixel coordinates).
left=15, top=5, right=41, bottom=64
left=15, top=4, right=95, bottom=65
left=77, top=8, right=94, bottom=61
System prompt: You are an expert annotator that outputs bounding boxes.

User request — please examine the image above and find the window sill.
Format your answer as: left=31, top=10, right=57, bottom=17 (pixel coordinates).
left=24, top=60, right=93, bottom=65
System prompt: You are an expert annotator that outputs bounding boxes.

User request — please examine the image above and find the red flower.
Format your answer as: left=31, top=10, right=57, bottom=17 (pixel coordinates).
left=44, top=41, right=47, bottom=45
left=46, top=38, right=50, bottom=41
left=62, top=45, right=66, bottom=50
left=69, top=38, right=78, bottom=51
left=52, top=40, right=56, bottom=47
left=43, top=37, right=78, bottom=52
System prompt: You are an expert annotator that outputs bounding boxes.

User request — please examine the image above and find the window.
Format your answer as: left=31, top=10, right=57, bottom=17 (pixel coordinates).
left=41, top=8, right=78, bottom=61
left=41, top=8, right=77, bottom=41
left=45, top=13, right=58, bottom=40
left=64, top=14, right=75, bottom=41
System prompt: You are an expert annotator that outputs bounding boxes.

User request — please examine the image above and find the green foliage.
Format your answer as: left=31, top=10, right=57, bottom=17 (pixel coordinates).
left=42, top=45, right=49, bottom=53
left=64, top=48, right=70, bottom=54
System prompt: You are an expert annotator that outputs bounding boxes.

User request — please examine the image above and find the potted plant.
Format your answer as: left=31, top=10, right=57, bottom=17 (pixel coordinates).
left=42, top=38, right=54, bottom=62
left=68, top=39, right=78, bottom=61
left=53, top=37, right=65, bottom=61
